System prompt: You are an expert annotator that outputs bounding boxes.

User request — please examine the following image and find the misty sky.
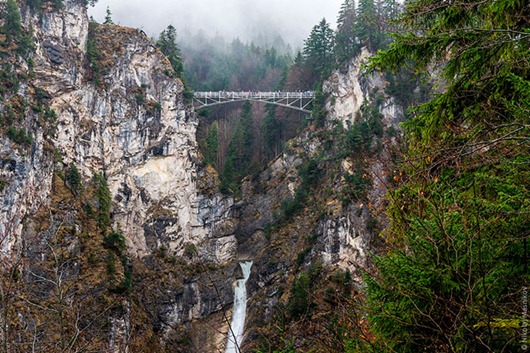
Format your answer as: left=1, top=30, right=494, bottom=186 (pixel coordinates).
left=89, top=0, right=344, bottom=48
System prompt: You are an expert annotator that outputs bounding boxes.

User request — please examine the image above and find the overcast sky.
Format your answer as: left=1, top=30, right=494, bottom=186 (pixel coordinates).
left=89, top=0, right=344, bottom=48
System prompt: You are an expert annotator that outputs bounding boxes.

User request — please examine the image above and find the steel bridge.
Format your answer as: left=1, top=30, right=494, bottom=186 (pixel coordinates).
left=193, top=91, right=315, bottom=113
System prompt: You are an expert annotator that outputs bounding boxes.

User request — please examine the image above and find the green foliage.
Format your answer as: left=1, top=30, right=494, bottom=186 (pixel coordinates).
left=116, top=266, right=133, bottom=293
left=275, top=158, right=321, bottom=223
left=0, top=0, right=35, bottom=57
left=44, top=108, right=58, bottom=121
left=343, top=120, right=372, bottom=152
left=311, top=85, right=327, bottom=127
left=220, top=101, right=254, bottom=194
left=4, top=0, right=21, bottom=44
left=86, top=22, right=102, bottom=85
left=341, top=169, right=370, bottom=205
left=203, top=121, right=219, bottom=166
left=182, top=85, right=194, bottom=103
left=366, top=165, right=529, bottom=351
left=298, top=158, right=321, bottom=190
left=103, top=6, right=113, bottom=24
left=93, top=172, right=111, bottom=232
left=303, top=18, right=335, bottom=83
left=6, top=126, right=32, bottom=146
left=65, top=163, right=82, bottom=194
left=157, top=25, right=184, bottom=77
left=385, top=69, right=431, bottom=111
left=181, top=35, right=292, bottom=91
left=365, top=0, right=530, bottom=351
left=81, top=0, right=98, bottom=7
left=183, top=243, right=197, bottom=258
left=25, top=0, right=42, bottom=9
left=288, top=271, right=312, bottom=320
left=262, top=104, right=283, bottom=159
left=356, top=0, right=384, bottom=52
left=277, top=196, right=302, bottom=223
left=103, top=229, right=126, bottom=255
left=296, top=247, right=312, bottom=266
left=287, top=263, right=322, bottom=321
left=106, top=253, right=116, bottom=275
left=0, top=66, right=20, bottom=96
left=17, top=32, right=35, bottom=58
left=335, top=0, right=361, bottom=64
left=0, top=177, right=8, bottom=192
left=135, top=93, right=145, bottom=105
left=26, top=0, right=63, bottom=11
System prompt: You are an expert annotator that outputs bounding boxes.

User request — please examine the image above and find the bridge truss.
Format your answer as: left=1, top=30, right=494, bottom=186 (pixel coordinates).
left=193, top=91, right=315, bottom=113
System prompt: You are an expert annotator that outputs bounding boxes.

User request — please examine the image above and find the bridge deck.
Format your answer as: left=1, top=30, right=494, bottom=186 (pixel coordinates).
left=193, top=91, right=315, bottom=113
left=194, top=91, right=314, bottom=99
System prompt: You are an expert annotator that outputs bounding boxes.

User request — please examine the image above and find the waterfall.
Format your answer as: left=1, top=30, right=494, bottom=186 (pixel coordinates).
left=225, top=261, right=253, bottom=353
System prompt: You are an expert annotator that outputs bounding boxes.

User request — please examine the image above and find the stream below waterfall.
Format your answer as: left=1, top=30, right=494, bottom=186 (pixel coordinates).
left=225, top=261, right=253, bottom=353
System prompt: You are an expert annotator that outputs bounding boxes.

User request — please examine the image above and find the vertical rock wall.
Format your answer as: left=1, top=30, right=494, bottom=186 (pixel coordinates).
left=2, top=0, right=238, bottom=262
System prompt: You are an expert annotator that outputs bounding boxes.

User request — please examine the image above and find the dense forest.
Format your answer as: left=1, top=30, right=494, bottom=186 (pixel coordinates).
left=173, top=0, right=406, bottom=195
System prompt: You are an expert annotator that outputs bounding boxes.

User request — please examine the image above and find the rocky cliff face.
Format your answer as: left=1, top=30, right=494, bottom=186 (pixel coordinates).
left=0, top=0, right=238, bottom=262
left=237, top=52, right=404, bottom=351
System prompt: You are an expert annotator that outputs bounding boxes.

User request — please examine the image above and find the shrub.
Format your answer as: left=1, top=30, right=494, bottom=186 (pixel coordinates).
left=288, top=271, right=312, bottom=319
left=6, top=126, right=32, bottom=146
left=103, top=229, right=126, bottom=255
left=135, top=93, right=145, bottom=105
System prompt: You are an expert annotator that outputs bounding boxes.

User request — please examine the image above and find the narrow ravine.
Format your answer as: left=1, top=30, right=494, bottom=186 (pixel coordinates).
left=225, top=261, right=253, bottom=353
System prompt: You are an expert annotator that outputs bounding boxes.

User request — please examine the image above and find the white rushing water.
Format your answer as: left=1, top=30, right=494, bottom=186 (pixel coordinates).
left=225, top=261, right=253, bottom=353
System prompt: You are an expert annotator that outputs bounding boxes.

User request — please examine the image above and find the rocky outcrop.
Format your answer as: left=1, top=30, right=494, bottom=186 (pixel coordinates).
left=1, top=0, right=239, bottom=262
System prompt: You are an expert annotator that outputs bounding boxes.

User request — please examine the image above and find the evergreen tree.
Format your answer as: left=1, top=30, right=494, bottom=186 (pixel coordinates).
left=377, top=0, right=399, bottom=48
left=203, top=121, right=219, bottom=166
left=311, top=85, right=327, bottom=128
left=364, top=0, right=530, bottom=351
left=65, top=163, right=82, bottom=195
left=103, top=6, right=113, bottom=24
left=303, top=18, right=335, bottom=83
left=356, top=0, right=382, bottom=52
left=4, top=0, right=21, bottom=44
left=262, top=104, right=282, bottom=158
left=220, top=101, right=253, bottom=193
left=335, top=0, right=360, bottom=64
left=240, top=100, right=253, bottom=162
left=157, top=25, right=184, bottom=77
left=94, top=172, right=111, bottom=233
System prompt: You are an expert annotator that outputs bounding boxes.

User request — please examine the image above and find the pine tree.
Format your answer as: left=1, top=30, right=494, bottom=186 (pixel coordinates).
left=220, top=101, right=254, bottom=193
left=303, top=18, right=335, bottom=83
left=103, top=6, right=113, bottom=25
left=335, top=0, right=360, bottom=64
left=94, top=172, right=111, bottom=233
left=204, top=121, right=219, bottom=166
left=4, top=0, right=21, bottom=44
left=157, top=25, right=184, bottom=77
left=262, top=105, right=282, bottom=158
left=65, top=163, right=82, bottom=195
left=356, top=0, right=382, bottom=52
left=240, top=100, right=253, bottom=163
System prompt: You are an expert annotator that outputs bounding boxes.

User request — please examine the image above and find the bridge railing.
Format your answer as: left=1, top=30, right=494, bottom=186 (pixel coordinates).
left=194, top=91, right=315, bottom=99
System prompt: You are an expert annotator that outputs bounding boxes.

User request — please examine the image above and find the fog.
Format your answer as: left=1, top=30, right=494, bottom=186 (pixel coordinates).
left=88, top=0, right=344, bottom=48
